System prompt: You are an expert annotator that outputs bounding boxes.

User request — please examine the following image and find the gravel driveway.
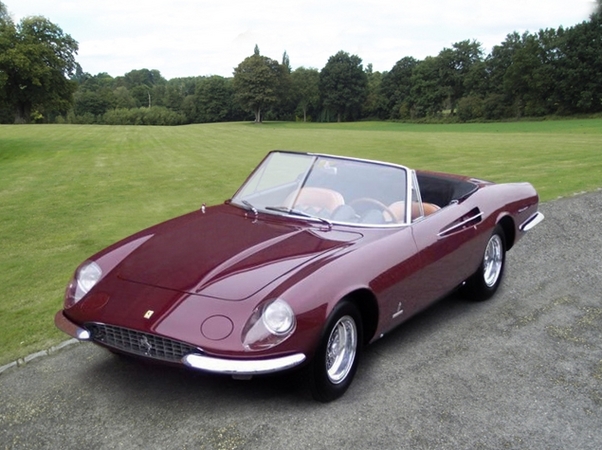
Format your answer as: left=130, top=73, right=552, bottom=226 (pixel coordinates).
left=1, top=191, right=601, bottom=450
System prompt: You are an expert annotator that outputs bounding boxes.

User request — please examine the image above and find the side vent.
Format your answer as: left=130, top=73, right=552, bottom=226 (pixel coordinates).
left=438, top=207, right=482, bottom=238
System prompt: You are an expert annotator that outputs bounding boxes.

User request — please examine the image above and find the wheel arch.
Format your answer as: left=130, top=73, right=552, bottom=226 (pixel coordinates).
left=497, top=215, right=516, bottom=251
left=341, top=288, right=379, bottom=346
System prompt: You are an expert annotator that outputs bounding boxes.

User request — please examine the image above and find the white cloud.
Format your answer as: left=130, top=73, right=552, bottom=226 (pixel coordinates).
left=7, top=0, right=596, bottom=79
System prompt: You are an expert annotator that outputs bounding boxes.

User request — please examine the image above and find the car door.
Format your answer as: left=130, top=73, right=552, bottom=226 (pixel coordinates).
left=370, top=206, right=483, bottom=336
left=410, top=199, right=485, bottom=311
left=372, top=171, right=481, bottom=330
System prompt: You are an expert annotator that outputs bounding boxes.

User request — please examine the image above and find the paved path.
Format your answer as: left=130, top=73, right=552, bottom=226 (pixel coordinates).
left=1, top=192, right=601, bottom=449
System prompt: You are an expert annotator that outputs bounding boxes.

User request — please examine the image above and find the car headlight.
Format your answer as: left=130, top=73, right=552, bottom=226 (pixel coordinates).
left=65, top=261, right=102, bottom=308
left=242, top=298, right=296, bottom=351
left=262, top=299, right=295, bottom=335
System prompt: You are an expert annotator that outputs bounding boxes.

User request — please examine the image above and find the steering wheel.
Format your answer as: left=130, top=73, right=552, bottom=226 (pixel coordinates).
left=349, top=198, right=398, bottom=223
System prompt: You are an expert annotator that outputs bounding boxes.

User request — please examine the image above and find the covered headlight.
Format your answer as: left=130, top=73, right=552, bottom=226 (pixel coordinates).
left=65, top=261, right=102, bottom=308
left=242, top=299, right=296, bottom=351
left=263, top=299, right=295, bottom=335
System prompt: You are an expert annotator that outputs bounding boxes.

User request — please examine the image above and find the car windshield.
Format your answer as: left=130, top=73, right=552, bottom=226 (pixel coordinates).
left=231, top=152, right=410, bottom=226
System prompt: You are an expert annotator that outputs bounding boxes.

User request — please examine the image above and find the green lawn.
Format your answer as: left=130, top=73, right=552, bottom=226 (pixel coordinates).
left=1, top=119, right=601, bottom=365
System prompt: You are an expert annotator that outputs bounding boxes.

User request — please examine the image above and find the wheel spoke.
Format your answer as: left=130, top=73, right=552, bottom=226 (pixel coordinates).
left=325, top=316, right=357, bottom=384
left=483, top=234, right=503, bottom=287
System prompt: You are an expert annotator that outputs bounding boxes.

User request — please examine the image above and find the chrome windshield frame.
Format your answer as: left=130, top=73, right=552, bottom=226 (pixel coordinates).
left=230, top=150, right=413, bottom=228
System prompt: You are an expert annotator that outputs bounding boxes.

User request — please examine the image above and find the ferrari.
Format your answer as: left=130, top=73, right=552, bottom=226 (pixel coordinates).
left=55, top=151, right=543, bottom=401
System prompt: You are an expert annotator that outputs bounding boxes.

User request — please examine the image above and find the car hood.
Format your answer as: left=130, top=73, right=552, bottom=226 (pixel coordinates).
left=114, top=205, right=362, bottom=301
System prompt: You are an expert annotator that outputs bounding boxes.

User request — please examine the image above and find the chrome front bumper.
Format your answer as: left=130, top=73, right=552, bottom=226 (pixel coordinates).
left=55, top=310, right=92, bottom=340
left=182, top=353, right=306, bottom=376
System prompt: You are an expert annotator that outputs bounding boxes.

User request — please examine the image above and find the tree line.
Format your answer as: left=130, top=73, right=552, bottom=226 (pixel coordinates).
left=1, top=1, right=601, bottom=125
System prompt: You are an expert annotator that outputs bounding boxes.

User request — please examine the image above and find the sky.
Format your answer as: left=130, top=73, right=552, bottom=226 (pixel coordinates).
left=6, top=0, right=598, bottom=80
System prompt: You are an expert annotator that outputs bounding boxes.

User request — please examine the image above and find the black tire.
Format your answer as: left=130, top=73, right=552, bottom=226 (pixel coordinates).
left=464, top=225, right=506, bottom=301
left=309, top=301, right=363, bottom=402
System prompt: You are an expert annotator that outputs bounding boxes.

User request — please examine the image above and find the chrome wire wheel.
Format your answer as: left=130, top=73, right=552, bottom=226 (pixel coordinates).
left=463, top=226, right=506, bottom=302
left=325, top=315, right=357, bottom=384
left=483, top=234, right=504, bottom=288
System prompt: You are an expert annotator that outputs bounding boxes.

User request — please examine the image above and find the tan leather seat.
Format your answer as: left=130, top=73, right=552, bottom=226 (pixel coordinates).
left=389, top=201, right=440, bottom=222
left=286, top=187, right=345, bottom=213
left=422, top=202, right=440, bottom=216
left=388, top=201, right=407, bottom=222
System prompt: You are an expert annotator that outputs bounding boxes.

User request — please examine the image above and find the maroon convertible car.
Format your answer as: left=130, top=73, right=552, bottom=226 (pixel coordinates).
left=56, top=151, right=544, bottom=401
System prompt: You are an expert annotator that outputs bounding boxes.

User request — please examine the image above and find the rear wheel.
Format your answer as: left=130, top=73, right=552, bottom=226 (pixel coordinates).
left=464, top=226, right=506, bottom=301
left=309, top=301, right=362, bottom=402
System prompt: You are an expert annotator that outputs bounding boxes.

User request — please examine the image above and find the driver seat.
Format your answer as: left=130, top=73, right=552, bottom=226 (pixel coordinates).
left=286, top=187, right=345, bottom=213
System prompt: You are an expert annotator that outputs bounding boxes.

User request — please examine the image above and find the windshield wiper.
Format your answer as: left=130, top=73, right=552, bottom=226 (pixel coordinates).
left=264, top=205, right=289, bottom=213
left=265, top=206, right=332, bottom=229
left=241, top=200, right=258, bottom=217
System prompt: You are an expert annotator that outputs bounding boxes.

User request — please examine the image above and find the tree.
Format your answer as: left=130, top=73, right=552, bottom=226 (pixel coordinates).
left=270, top=50, right=295, bottom=120
left=483, top=32, right=527, bottom=118
left=463, top=59, right=488, bottom=98
left=162, top=76, right=197, bottom=120
left=233, top=46, right=282, bottom=123
left=119, top=69, right=166, bottom=108
left=554, top=15, right=602, bottom=114
left=410, top=57, right=448, bottom=118
left=195, top=75, right=234, bottom=123
left=319, top=51, right=368, bottom=122
left=437, top=40, right=483, bottom=115
left=0, top=14, right=78, bottom=123
left=112, top=86, right=136, bottom=110
left=381, top=56, right=419, bottom=119
left=501, top=32, right=546, bottom=118
left=362, top=64, right=387, bottom=119
left=73, top=72, right=116, bottom=120
left=0, top=1, right=8, bottom=22
left=0, top=2, right=12, bottom=122
left=291, top=67, right=320, bottom=121
left=530, top=28, right=564, bottom=116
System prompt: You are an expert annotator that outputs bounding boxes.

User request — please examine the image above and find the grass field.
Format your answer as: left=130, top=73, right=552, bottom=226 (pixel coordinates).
left=1, top=119, right=601, bottom=366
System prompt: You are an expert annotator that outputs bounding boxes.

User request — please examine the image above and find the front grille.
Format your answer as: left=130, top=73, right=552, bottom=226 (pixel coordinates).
left=86, top=323, right=198, bottom=363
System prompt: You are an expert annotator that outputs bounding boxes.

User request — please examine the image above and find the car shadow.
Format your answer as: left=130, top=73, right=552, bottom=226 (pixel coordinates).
left=357, top=290, right=498, bottom=378
left=85, top=346, right=312, bottom=405
left=79, top=291, right=493, bottom=406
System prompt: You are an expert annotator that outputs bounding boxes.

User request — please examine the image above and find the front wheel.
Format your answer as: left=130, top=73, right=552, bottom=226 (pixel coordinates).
left=309, top=301, right=363, bottom=402
left=464, top=226, right=506, bottom=301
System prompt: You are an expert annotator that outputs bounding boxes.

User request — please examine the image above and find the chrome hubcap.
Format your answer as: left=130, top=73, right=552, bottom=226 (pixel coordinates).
left=325, top=315, right=357, bottom=384
left=483, top=234, right=503, bottom=287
